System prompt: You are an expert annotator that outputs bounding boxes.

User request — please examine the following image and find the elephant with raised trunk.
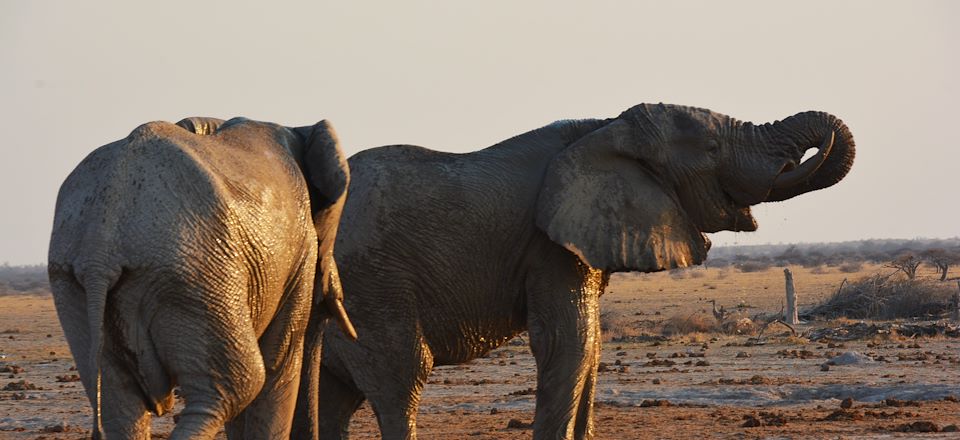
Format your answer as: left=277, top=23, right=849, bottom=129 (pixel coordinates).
left=294, top=103, right=855, bottom=440
left=48, top=116, right=356, bottom=439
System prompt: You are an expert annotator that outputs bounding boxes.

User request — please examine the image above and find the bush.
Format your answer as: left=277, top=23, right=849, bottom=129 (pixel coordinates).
left=600, top=310, right=639, bottom=342
left=810, top=265, right=829, bottom=274
left=660, top=313, right=719, bottom=336
left=0, top=264, right=49, bottom=295
left=838, top=262, right=863, bottom=273
left=737, top=261, right=771, bottom=273
left=806, top=275, right=957, bottom=320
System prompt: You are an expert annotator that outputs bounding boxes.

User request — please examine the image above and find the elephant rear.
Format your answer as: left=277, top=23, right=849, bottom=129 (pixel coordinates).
left=48, top=119, right=324, bottom=438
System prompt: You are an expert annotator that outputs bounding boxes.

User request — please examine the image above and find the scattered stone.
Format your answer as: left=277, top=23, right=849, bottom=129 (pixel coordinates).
left=943, top=395, right=958, bottom=403
left=827, top=351, right=873, bottom=366
left=894, top=421, right=939, bottom=433
left=643, top=359, right=676, bottom=367
left=821, top=409, right=863, bottom=421
left=616, top=351, right=627, bottom=357
left=0, top=365, right=24, bottom=374
left=639, top=399, right=672, bottom=407
left=741, top=415, right=762, bottom=427
left=820, top=364, right=830, bottom=372
left=942, top=424, right=959, bottom=432
left=645, top=352, right=657, bottom=358
left=489, top=408, right=498, bottom=415
left=735, top=352, right=750, bottom=358
left=507, top=387, right=535, bottom=396
left=41, top=422, right=68, bottom=433
left=597, top=362, right=609, bottom=372
left=695, top=360, right=710, bottom=367
left=55, top=374, right=81, bottom=383
left=883, top=398, right=921, bottom=407
left=651, top=378, right=661, bottom=385
left=840, top=397, right=854, bottom=409
left=3, top=380, right=36, bottom=391
left=506, top=419, right=533, bottom=429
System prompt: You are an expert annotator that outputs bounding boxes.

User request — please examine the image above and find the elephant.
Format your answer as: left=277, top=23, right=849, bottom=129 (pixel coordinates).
left=293, top=103, right=855, bottom=440
left=47, top=116, right=356, bottom=439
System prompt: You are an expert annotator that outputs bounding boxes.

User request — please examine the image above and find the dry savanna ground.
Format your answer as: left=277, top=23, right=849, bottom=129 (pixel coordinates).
left=1, top=263, right=959, bottom=439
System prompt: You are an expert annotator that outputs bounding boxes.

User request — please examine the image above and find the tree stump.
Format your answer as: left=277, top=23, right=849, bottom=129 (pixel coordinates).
left=784, top=268, right=799, bottom=325
left=954, top=281, right=960, bottom=322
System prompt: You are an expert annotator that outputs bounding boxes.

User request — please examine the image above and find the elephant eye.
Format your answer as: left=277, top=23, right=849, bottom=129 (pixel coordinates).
left=705, top=139, right=720, bottom=154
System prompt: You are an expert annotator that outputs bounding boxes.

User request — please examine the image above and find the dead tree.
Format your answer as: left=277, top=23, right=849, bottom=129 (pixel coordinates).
left=922, top=248, right=960, bottom=282
left=783, top=268, right=799, bottom=324
left=887, top=252, right=921, bottom=280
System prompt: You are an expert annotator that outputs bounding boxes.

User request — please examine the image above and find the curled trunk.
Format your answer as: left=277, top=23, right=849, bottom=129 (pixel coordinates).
left=763, top=111, right=855, bottom=202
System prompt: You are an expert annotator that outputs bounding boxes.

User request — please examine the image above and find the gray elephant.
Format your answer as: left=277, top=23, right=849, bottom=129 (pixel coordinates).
left=294, top=103, right=855, bottom=440
left=48, top=116, right=356, bottom=439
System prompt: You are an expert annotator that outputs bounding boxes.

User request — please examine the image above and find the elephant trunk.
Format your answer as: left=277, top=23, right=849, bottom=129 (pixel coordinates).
left=761, top=111, right=855, bottom=202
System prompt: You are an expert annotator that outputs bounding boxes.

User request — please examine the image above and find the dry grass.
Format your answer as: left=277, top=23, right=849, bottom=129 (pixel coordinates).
left=806, top=274, right=957, bottom=320
left=660, top=312, right=719, bottom=336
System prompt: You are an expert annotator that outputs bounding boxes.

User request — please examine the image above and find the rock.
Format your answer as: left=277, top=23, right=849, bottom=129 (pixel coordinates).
left=840, top=397, right=854, bottom=409
left=0, top=365, right=24, bottom=374
left=827, top=351, right=873, bottom=366
left=506, top=419, right=533, bottom=429
left=489, top=408, right=498, bottom=415
left=639, top=399, right=672, bottom=407
left=2, top=380, right=36, bottom=391
left=942, top=424, right=958, bottom=432
left=820, top=364, right=830, bottom=372
left=736, top=351, right=750, bottom=358
left=741, top=415, right=762, bottom=427
left=895, top=421, right=939, bottom=432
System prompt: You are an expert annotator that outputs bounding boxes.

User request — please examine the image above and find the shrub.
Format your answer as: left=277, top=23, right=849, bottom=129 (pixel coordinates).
left=838, top=262, right=863, bottom=273
left=737, top=261, right=771, bottom=273
left=806, top=275, right=957, bottom=320
left=810, top=265, right=829, bottom=275
left=600, top=310, right=639, bottom=342
left=661, top=312, right=719, bottom=336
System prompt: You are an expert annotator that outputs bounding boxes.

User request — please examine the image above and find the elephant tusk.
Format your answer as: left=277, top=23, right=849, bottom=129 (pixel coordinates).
left=322, top=254, right=358, bottom=341
left=771, top=131, right=834, bottom=190
left=325, top=295, right=358, bottom=341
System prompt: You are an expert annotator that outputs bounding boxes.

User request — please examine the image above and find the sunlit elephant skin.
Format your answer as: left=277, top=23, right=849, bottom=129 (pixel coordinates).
left=48, top=116, right=354, bottom=439
left=295, top=103, right=855, bottom=440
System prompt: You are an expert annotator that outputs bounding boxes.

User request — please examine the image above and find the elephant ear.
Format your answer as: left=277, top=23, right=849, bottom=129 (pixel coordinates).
left=535, top=119, right=708, bottom=272
left=297, top=120, right=350, bottom=212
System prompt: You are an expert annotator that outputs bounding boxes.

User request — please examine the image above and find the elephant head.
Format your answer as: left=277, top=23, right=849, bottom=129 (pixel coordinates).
left=176, top=117, right=356, bottom=339
left=536, top=103, right=854, bottom=272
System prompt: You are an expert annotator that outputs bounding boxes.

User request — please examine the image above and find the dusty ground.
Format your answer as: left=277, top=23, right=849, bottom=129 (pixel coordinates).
left=1, top=264, right=959, bottom=439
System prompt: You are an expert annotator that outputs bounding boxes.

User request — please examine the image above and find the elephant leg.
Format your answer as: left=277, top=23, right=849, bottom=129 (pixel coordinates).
left=526, top=256, right=605, bottom=440
left=227, top=265, right=314, bottom=440
left=316, top=365, right=366, bottom=440
left=100, top=349, right=153, bottom=439
left=334, top=327, right=433, bottom=440
left=157, top=289, right=267, bottom=440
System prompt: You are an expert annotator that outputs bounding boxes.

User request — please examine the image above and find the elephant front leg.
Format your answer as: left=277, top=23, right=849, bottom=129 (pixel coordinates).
left=526, top=261, right=605, bottom=440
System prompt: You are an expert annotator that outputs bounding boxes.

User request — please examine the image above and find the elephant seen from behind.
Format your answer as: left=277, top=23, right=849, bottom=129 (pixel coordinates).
left=48, top=116, right=355, bottom=439
left=295, top=103, right=855, bottom=440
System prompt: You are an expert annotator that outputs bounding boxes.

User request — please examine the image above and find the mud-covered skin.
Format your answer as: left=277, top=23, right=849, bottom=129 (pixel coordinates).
left=48, top=117, right=350, bottom=440
left=299, top=103, right=855, bottom=440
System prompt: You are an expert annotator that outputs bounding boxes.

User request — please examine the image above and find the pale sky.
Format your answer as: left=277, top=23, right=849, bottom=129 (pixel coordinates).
left=2, top=1, right=957, bottom=265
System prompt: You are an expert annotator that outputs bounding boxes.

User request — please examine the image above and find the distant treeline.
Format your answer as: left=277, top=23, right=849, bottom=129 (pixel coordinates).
left=706, top=237, right=960, bottom=273
left=2, top=238, right=959, bottom=294
left=0, top=263, right=48, bottom=295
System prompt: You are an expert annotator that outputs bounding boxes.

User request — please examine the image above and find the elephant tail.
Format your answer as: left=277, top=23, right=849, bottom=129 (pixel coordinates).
left=80, top=268, right=122, bottom=440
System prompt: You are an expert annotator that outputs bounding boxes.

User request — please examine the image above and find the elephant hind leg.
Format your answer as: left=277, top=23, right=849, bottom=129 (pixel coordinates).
left=100, top=349, right=153, bottom=439
left=156, top=291, right=267, bottom=440
left=50, top=269, right=153, bottom=439
left=316, top=365, right=366, bottom=440
left=226, top=263, right=315, bottom=440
